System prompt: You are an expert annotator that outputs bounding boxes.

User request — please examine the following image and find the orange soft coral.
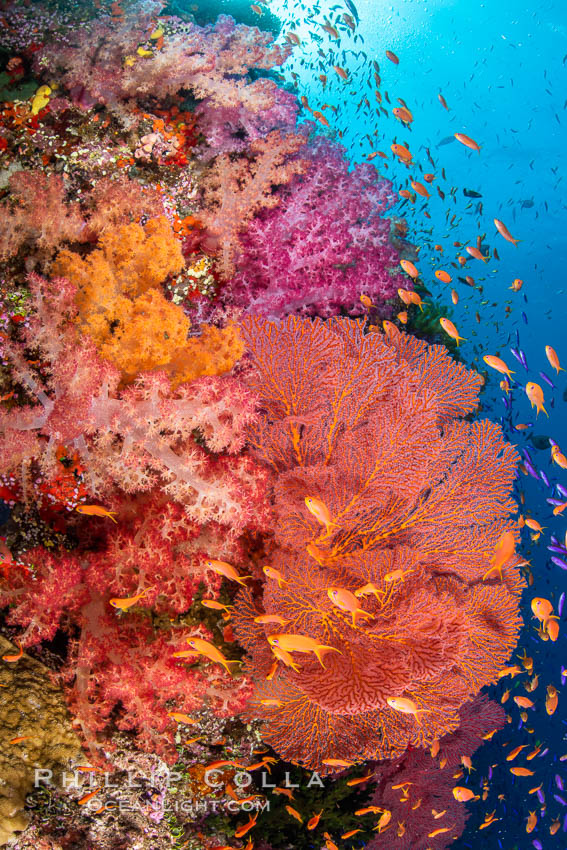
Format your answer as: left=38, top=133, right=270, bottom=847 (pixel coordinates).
left=52, top=217, right=244, bottom=385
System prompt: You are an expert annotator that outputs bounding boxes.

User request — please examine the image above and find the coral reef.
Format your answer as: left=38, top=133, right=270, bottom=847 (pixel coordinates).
left=0, top=636, right=82, bottom=845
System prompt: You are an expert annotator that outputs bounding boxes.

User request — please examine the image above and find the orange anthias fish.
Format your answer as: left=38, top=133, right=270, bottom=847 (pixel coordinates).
left=270, top=644, right=302, bottom=672
left=545, top=345, right=564, bottom=374
left=386, top=697, right=432, bottom=725
left=354, top=582, right=383, bottom=600
left=254, top=614, right=289, bottom=626
left=531, top=597, right=555, bottom=625
left=454, top=132, right=481, bottom=152
left=263, top=565, right=288, bottom=588
left=494, top=218, right=520, bottom=245
left=510, top=767, right=534, bottom=776
left=552, top=445, right=567, bottom=469
left=399, top=259, right=419, bottom=278
left=411, top=180, right=430, bottom=197
left=322, top=758, right=355, bottom=768
left=205, top=559, right=251, bottom=586
left=526, top=811, right=537, bottom=833
left=234, top=812, right=258, bottom=837
left=435, top=270, right=452, bottom=283
left=466, top=245, right=488, bottom=262
left=167, top=711, right=198, bottom=724
left=268, top=634, right=341, bottom=668
left=428, top=826, right=453, bottom=838
left=341, top=829, right=363, bottom=839
left=391, top=143, right=412, bottom=163
left=332, top=65, right=349, bottom=80
left=506, top=744, right=528, bottom=761
left=483, top=530, right=516, bottom=581
left=546, top=684, right=558, bottom=715
left=109, top=587, right=153, bottom=611
left=184, top=637, right=242, bottom=675
left=307, top=809, right=323, bottom=829
left=452, top=786, right=479, bottom=801
left=438, top=93, right=449, bottom=110
left=525, top=382, right=548, bottom=417
left=483, top=355, right=514, bottom=379
left=304, top=496, right=335, bottom=533
left=513, top=695, right=534, bottom=708
left=286, top=805, right=303, bottom=823
left=439, top=317, right=466, bottom=346
left=2, top=640, right=23, bottom=663
left=451, top=289, right=459, bottom=305
left=393, top=106, right=413, bottom=124
left=327, top=587, right=373, bottom=626
left=76, top=504, right=117, bottom=523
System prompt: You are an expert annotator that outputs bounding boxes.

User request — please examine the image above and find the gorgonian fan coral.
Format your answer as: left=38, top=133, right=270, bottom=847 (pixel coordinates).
left=366, top=696, right=506, bottom=850
left=232, top=317, right=524, bottom=773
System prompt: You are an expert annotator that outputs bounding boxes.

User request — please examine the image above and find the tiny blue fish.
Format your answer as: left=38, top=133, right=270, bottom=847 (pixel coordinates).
left=539, top=370, right=556, bottom=389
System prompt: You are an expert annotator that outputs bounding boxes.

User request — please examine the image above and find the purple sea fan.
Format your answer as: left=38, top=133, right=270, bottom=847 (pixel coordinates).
left=228, top=138, right=406, bottom=318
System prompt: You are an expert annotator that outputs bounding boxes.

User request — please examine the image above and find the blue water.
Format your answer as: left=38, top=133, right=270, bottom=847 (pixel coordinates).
left=262, top=0, right=567, bottom=846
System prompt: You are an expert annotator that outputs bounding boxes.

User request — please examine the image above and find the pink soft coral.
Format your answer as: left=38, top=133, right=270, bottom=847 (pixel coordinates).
left=229, top=138, right=406, bottom=318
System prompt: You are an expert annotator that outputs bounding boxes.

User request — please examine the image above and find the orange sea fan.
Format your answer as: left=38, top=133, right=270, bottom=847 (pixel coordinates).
left=233, top=317, right=524, bottom=773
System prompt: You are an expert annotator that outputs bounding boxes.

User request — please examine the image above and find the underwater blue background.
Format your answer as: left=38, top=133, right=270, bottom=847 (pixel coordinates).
left=257, top=0, right=567, bottom=846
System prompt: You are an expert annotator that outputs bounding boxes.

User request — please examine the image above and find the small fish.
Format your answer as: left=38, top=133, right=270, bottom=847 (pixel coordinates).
left=483, top=530, right=515, bottom=581
left=263, top=565, right=288, bottom=588
left=526, top=811, right=537, bottom=833
left=2, top=641, right=23, bottom=663
left=185, top=637, right=242, bottom=675
left=205, top=559, right=251, bottom=586
left=435, top=270, right=452, bottom=283
left=76, top=505, right=117, bottom=523
left=386, top=49, right=399, bottom=64
left=455, top=132, right=481, bottom=152
left=306, top=809, right=323, bottom=829
left=167, top=712, right=198, bottom=724
left=259, top=698, right=283, bottom=707
left=285, top=805, right=303, bottom=823
left=235, top=812, right=258, bottom=838
left=510, top=767, right=535, bottom=776
left=494, top=218, right=520, bottom=245
left=452, top=786, right=479, bottom=801
left=322, top=758, right=355, bottom=767
left=305, top=496, right=335, bottom=532
left=327, top=587, right=373, bottom=626
left=386, top=697, right=432, bottom=725
left=332, top=65, right=349, bottom=79
left=546, top=345, right=564, bottom=374
left=466, top=245, right=488, bottom=262
left=78, top=788, right=101, bottom=806
left=510, top=278, right=523, bottom=291
left=254, top=614, right=289, bottom=626
left=109, top=588, right=152, bottom=611
left=9, top=735, right=32, bottom=744
left=483, top=355, right=514, bottom=378
left=268, top=634, right=341, bottom=668
left=346, top=772, right=374, bottom=786
left=341, top=829, right=362, bottom=839
left=439, top=317, right=466, bottom=346
left=428, top=826, right=453, bottom=838
left=526, top=382, right=548, bottom=417
left=391, top=143, right=413, bottom=163
left=355, top=805, right=385, bottom=816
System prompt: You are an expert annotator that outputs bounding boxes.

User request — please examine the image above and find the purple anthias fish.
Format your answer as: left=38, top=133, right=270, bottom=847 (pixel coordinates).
left=559, top=592, right=565, bottom=617
left=558, top=483, right=567, bottom=498
left=550, top=535, right=567, bottom=549
left=539, top=370, right=556, bottom=389
left=540, top=470, right=550, bottom=487
left=556, top=775, right=564, bottom=791
left=562, top=667, right=567, bottom=686
left=548, top=544, right=567, bottom=555
left=524, top=460, right=540, bottom=480
left=552, top=556, right=567, bottom=570
left=548, top=497, right=565, bottom=506
left=523, top=448, right=534, bottom=463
